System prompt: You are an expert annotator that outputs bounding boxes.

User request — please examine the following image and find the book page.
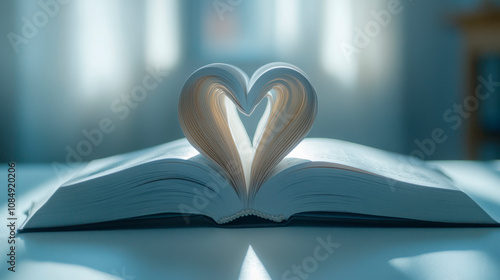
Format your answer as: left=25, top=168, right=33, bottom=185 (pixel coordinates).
left=64, top=139, right=199, bottom=185
left=433, top=161, right=500, bottom=223
left=178, top=63, right=317, bottom=197
left=280, top=138, right=458, bottom=190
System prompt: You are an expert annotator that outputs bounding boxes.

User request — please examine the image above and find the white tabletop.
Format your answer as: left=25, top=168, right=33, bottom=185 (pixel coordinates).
left=1, top=164, right=499, bottom=280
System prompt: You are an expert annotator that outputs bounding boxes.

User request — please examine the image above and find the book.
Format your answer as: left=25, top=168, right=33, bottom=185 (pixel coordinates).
left=20, top=63, right=500, bottom=231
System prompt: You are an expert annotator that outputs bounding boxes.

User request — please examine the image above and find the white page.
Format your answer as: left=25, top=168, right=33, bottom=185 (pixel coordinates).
left=432, top=161, right=500, bottom=223
left=282, top=138, right=457, bottom=190
left=65, top=139, right=198, bottom=186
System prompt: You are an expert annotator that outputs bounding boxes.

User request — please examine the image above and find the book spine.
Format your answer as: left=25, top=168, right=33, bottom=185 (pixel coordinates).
left=217, top=209, right=285, bottom=224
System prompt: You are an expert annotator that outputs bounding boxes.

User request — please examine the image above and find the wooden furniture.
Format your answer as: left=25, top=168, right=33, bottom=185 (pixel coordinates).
left=455, top=7, right=500, bottom=159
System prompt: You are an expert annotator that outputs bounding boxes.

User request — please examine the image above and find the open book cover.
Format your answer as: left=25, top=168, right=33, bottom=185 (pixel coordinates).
left=20, top=63, right=500, bottom=231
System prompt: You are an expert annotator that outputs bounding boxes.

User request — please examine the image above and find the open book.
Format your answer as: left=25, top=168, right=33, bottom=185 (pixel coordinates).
left=20, top=138, right=499, bottom=231
left=20, top=63, right=499, bottom=231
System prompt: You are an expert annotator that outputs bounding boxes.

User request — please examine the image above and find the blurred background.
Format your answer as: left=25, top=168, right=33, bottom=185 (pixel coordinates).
left=1, top=0, right=500, bottom=164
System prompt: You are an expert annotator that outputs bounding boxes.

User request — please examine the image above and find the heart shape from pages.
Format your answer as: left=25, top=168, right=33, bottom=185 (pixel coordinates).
left=178, top=63, right=317, bottom=202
